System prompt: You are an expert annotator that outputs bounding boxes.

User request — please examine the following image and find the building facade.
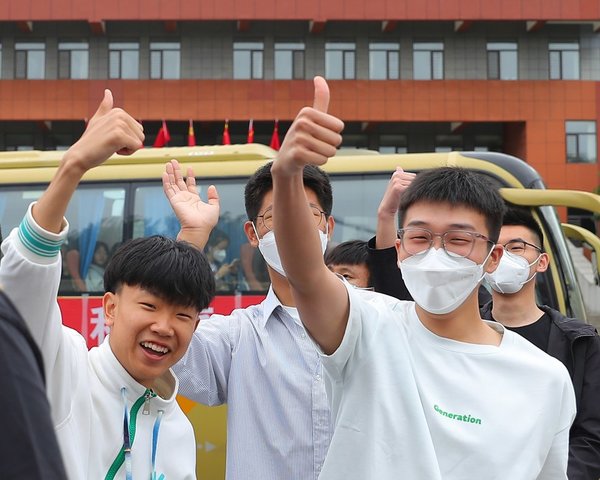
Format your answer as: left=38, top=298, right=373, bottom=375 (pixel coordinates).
left=0, top=0, right=599, bottom=193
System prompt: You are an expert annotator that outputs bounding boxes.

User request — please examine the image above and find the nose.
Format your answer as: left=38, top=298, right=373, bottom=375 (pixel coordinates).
left=150, top=314, right=175, bottom=336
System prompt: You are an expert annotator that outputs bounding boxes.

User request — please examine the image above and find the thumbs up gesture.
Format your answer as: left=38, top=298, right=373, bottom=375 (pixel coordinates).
left=63, top=89, right=145, bottom=173
left=274, top=76, right=344, bottom=175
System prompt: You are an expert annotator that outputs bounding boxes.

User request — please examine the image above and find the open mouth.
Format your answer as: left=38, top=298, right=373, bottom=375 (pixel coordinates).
left=140, top=341, right=170, bottom=357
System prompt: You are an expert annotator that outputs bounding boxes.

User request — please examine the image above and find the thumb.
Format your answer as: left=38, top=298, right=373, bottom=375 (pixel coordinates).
left=312, top=76, right=330, bottom=113
left=206, top=185, right=220, bottom=207
left=90, top=89, right=113, bottom=121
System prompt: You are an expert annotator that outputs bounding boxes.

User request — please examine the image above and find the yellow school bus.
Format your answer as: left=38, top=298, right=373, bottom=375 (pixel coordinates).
left=1, top=145, right=599, bottom=478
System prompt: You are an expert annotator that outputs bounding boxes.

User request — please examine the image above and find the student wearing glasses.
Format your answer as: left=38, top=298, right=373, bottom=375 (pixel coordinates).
left=168, top=160, right=335, bottom=480
left=482, top=206, right=600, bottom=480
left=270, top=76, right=575, bottom=479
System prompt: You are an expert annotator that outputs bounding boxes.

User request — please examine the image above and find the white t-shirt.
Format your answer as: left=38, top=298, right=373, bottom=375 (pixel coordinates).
left=319, top=286, right=576, bottom=480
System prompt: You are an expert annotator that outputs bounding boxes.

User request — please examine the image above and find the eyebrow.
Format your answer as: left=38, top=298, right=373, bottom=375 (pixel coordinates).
left=406, top=220, right=477, bottom=230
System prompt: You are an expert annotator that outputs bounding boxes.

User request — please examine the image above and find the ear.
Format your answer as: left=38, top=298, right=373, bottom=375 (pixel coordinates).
left=536, top=252, right=550, bottom=273
left=244, top=220, right=259, bottom=247
left=484, top=244, right=504, bottom=274
left=326, top=215, right=335, bottom=239
left=103, top=292, right=117, bottom=327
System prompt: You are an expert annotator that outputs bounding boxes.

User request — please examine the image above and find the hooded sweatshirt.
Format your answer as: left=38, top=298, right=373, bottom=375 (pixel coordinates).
left=0, top=205, right=196, bottom=480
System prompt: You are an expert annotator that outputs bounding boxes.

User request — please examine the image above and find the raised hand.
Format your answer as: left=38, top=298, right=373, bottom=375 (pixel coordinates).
left=378, top=167, right=417, bottom=218
left=376, top=167, right=417, bottom=249
left=162, top=159, right=219, bottom=249
left=65, top=89, right=145, bottom=173
left=274, top=76, right=344, bottom=176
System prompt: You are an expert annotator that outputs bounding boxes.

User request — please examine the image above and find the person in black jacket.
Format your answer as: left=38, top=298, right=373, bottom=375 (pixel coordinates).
left=0, top=290, right=67, bottom=479
left=482, top=206, right=600, bottom=480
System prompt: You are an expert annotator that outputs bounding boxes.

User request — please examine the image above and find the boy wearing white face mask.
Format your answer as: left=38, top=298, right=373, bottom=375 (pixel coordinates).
left=482, top=207, right=600, bottom=480
left=271, top=76, right=576, bottom=479
left=167, top=160, right=335, bottom=480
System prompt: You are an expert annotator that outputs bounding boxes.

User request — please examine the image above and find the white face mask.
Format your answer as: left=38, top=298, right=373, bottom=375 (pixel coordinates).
left=212, top=249, right=227, bottom=263
left=399, top=247, right=492, bottom=315
left=254, top=225, right=328, bottom=277
left=484, top=251, right=540, bottom=294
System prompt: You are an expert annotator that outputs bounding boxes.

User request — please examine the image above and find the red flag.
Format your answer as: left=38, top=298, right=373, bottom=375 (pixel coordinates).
left=247, top=119, right=254, bottom=143
left=223, top=119, right=231, bottom=145
left=187, top=119, right=196, bottom=146
left=153, top=120, right=171, bottom=148
left=269, top=120, right=281, bottom=151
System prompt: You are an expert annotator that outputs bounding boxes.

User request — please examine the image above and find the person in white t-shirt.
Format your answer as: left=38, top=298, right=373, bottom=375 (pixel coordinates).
left=269, top=76, right=576, bottom=479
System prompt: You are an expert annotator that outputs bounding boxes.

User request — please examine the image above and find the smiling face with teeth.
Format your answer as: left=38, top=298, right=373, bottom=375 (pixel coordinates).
left=104, top=284, right=200, bottom=389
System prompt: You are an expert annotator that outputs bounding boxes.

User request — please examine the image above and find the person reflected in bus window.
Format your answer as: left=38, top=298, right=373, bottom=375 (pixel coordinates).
left=482, top=206, right=600, bottom=480
left=65, top=243, right=86, bottom=292
left=240, top=242, right=270, bottom=291
left=206, top=229, right=241, bottom=291
left=84, top=241, right=109, bottom=292
left=368, top=166, right=492, bottom=306
left=269, top=77, right=575, bottom=479
left=0, top=289, right=68, bottom=479
left=325, top=240, right=372, bottom=289
left=0, top=89, right=217, bottom=479
left=164, top=158, right=334, bottom=480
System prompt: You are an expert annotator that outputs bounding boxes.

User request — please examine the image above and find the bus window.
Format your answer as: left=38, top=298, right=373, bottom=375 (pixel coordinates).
left=329, top=174, right=394, bottom=243
left=0, top=188, right=44, bottom=234
left=62, top=186, right=126, bottom=295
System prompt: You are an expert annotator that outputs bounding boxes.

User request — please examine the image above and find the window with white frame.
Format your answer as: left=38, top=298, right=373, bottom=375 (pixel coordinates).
left=487, top=42, right=518, bottom=80
left=369, top=42, right=400, bottom=80
left=15, top=42, right=45, bottom=79
left=274, top=42, right=305, bottom=79
left=325, top=42, right=356, bottom=80
left=549, top=42, right=580, bottom=80
left=58, top=41, right=89, bottom=79
left=413, top=42, right=444, bottom=80
left=566, top=121, right=596, bottom=163
left=150, top=42, right=180, bottom=79
left=233, top=42, right=264, bottom=79
left=109, top=42, right=139, bottom=79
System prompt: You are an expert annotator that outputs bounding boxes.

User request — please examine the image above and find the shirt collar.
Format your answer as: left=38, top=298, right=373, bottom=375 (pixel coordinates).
left=259, top=286, right=283, bottom=329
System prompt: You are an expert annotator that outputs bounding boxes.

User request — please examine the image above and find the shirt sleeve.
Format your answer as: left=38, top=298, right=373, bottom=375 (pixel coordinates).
left=567, top=335, right=600, bottom=480
left=0, top=203, right=85, bottom=427
left=173, top=313, right=239, bottom=405
left=366, top=236, right=412, bottom=301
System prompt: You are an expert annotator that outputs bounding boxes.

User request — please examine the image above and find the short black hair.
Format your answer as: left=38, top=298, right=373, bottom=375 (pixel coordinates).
left=325, top=240, right=369, bottom=268
left=502, top=205, right=544, bottom=248
left=398, top=167, right=506, bottom=242
left=244, top=161, right=333, bottom=222
left=104, top=236, right=215, bottom=312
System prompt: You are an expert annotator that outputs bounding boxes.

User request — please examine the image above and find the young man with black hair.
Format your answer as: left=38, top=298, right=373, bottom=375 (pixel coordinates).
left=325, top=240, right=371, bottom=289
left=270, top=76, right=576, bottom=479
left=482, top=206, right=600, bottom=480
left=170, top=160, right=335, bottom=479
left=0, top=90, right=216, bottom=479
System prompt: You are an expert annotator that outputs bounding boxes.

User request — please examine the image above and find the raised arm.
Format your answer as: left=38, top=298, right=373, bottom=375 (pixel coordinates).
left=162, top=159, right=220, bottom=250
left=375, top=167, right=416, bottom=249
left=271, top=77, right=347, bottom=354
left=33, top=90, right=144, bottom=232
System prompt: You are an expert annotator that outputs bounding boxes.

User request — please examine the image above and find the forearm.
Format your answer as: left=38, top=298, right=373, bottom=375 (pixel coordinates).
left=272, top=170, right=325, bottom=289
left=177, top=227, right=212, bottom=250
left=375, top=211, right=398, bottom=249
left=33, top=153, right=86, bottom=233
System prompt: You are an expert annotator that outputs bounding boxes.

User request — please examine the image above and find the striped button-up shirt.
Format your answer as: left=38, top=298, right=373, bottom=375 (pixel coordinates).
left=174, top=287, right=332, bottom=480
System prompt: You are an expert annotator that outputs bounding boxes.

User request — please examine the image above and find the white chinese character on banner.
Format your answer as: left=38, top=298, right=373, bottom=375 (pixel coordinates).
left=90, top=306, right=110, bottom=343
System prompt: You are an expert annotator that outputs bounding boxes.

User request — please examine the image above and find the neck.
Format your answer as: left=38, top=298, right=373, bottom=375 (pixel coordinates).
left=268, top=268, right=296, bottom=307
left=491, top=285, right=543, bottom=327
left=415, top=289, right=501, bottom=346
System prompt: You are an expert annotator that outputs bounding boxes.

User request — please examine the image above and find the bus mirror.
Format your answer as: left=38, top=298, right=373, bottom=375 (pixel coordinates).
left=561, top=223, right=600, bottom=286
